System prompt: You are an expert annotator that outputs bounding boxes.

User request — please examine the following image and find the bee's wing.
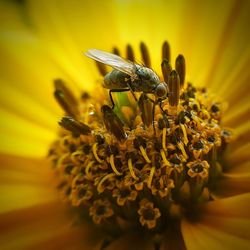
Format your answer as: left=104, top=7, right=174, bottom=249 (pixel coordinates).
left=85, top=49, right=136, bottom=77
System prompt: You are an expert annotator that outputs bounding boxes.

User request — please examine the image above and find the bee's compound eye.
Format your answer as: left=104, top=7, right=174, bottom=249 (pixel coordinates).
left=155, top=83, right=167, bottom=98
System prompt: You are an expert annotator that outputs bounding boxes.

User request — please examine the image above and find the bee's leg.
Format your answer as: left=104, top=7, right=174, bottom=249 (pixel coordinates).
left=158, top=101, right=166, bottom=114
left=109, top=88, right=130, bottom=109
left=126, top=83, right=138, bottom=102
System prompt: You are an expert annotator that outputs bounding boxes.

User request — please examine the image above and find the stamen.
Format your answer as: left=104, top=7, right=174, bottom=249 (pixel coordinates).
left=95, top=61, right=107, bottom=76
left=97, top=173, right=116, bottom=193
left=177, top=142, right=188, bottom=159
left=128, top=158, right=139, bottom=180
left=92, top=143, right=104, bottom=163
left=54, top=79, right=78, bottom=107
left=54, top=90, right=79, bottom=118
left=112, top=47, right=120, bottom=56
left=180, top=124, right=188, bottom=145
left=71, top=150, right=84, bottom=164
left=126, top=44, right=135, bottom=61
left=175, top=55, right=186, bottom=87
left=162, top=127, right=167, bottom=150
left=161, top=59, right=172, bottom=84
left=168, top=70, right=180, bottom=110
left=140, top=42, right=151, bottom=67
left=59, top=116, right=91, bottom=136
left=162, top=41, right=170, bottom=61
left=109, top=154, right=122, bottom=175
left=140, top=146, right=151, bottom=163
left=160, top=149, right=171, bottom=167
left=85, top=160, right=95, bottom=177
left=147, top=166, right=156, bottom=188
left=56, top=153, right=70, bottom=168
left=191, top=113, right=204, bottom=130
left=102, top=105, right=127, bottom=141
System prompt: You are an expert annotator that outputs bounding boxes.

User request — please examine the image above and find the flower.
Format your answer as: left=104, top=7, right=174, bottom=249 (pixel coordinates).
left=0, top=0, right=250, bottom=250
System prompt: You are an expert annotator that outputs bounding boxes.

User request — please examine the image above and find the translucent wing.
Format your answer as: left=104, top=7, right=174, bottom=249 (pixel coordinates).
left=85, top=49, right=137, bottom=77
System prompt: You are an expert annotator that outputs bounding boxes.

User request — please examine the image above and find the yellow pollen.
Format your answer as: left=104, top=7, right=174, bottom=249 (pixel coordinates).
left=128, top=158, right=139, bottom=180
left=97, top=173, right=116, bottom=193
left=192, top=114, right=204, bottom=129
left=139, top=145, right=151, bottom=163
left=201, top=109, right=211, bottom=119
left=147, top=166, right=155, bottom=188
left=85, top=160, right=95, bottom=177
left=71, top=150, right=84, bottom=163
left=189, top=98, right=200, bottom=110
left=162, top=127, right=167, bottom=150
left=160, top=149, right=171, bottom=167
left=109, top=154, right=122, bottom=175
left=92, top=143, right=104, bottom=163
left=177, top=142, right=188, bottom=159
left=57, top=153, right=70, bottom=168
left=180, top=124, right=188, bottom=145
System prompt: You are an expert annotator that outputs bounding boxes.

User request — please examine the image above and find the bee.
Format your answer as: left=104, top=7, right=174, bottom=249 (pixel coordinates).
left=85, top=49, right=168, bottom=109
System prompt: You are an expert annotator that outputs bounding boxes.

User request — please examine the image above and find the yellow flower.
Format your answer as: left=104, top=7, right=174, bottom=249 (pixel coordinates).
left=0, top=0, right=250, bottom=249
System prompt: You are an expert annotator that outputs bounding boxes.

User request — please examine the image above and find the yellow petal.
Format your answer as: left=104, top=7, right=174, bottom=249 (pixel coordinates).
left=214, top=171, right=250, bottom=197
left=0, top=201, right=98, bottom=249
left=0, top=154, right=57, bottom=213
left=182, top=219, right=249, bottom=250
left=227, top=143, right=250, bottom=166
left=0, top=108, right=56, bottom=156
left=182, top=194, right=250, bottom=250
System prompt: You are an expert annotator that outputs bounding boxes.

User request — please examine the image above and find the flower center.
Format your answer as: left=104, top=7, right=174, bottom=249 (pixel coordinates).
left=49, top=41, right=234, bottom=246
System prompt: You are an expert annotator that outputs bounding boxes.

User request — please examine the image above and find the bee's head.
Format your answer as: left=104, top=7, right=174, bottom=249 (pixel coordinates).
left=155, top=82, right=168, bottom=99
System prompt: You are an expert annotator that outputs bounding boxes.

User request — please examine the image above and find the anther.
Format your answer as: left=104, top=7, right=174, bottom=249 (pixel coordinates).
left=105, top=145, right=119, bottom=156
left=126, top=44, right=135, bottom=61
left=82, top=144, right=91, bottom=154
left=102, top=105, right=127, bottom=141
left=125, top=151, right=136, bottom=162
left=147, top=166, right=156, bottom=188
left=92, top=143, right=104, bottom=163
left=140, top=42, right=151, bottom=67
left=95, top=134, right=105, bottom=145
left=97, top=173, right=116, bottom=193
left=54, top=90, right=79, bottom=118
left=162, top=127, right=167, bottom=151
left=175, top=55, right=186, bottom=87
left=168, top=70, right=180, bottom=110
left=95, top=61, right=108, bottom=76
left=160, top=149, right=171, bottom=167
left=161, top=59, right=172, bottom=84
left=71, top=150, right=84, bottom=164
left=134, top=136, right=147, bottom=149
left=128, top=158, right=139, bottom=180
left=54, top=79, right=78, bottom=107
left=85, top=161, right=95, bottom=177
left=112, top=47, right=120, bottom=56
left=109, top=154, right=122, bottom=175
left=59, top=116, right=91, bottom=136
left=140, top=146, right=151, bottom=163
left=180, top=124, right=188, bottom=145
left=177, top=141, right=188, bottom=159
left=162, top=41, right=170, bottom=61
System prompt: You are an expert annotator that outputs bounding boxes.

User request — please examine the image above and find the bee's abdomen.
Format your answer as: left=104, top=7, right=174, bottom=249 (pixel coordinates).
left=103, top=70, right=130, bottom=89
